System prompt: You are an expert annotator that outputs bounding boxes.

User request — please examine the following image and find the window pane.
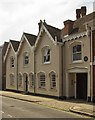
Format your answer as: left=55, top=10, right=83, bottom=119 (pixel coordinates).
left=73, top=53, right=81, bottom=61
left=50, top=74, right=56, bottom=89
left=77, top=45, right=81, bottom=52
left=39, top=74, right=45, bottom=88
left=72, top=45, right=81, bottom=61
left=43, top=48, right=50, bottom=63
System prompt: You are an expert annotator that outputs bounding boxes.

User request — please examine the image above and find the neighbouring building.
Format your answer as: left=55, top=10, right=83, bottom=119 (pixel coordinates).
left=17, top=32, right=36, bottom=93
left=0, top=42, right=8, bottom=90
left=34, top=20, right=63, bottom=97
left=62, top=6, right=95, bottom=102
left=2, top=42, right=9, bottom=90
left=4, top=40, right=19, bottom=91
left=0, top=46, right=3, bottom=90
left=4, top=6, right=95, bottom=102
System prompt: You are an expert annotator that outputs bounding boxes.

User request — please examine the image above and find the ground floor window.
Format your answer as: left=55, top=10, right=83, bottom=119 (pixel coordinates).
left=18, top=73, right=22, bottom=87
left=38, top=72, right=46, bottom=88
left=10, top=74, right=14, bottom=86
left=29, top=73, right=34, bottom=87
left=50, top=71, right=56, bottom=89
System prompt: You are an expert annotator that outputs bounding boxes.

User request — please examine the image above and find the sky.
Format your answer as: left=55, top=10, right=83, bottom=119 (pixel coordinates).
left=0, top=0, right=94, bottom=45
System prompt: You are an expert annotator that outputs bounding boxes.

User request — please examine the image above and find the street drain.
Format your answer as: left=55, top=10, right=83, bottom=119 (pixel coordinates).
left=10, top=105, right=14, bottom=107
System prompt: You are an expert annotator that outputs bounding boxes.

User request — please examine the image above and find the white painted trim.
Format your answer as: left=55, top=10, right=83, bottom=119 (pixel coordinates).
left=18, top=72, right=23, bottom=76
left=37, top=71, right=46, bottom=76
left=4, top=41, right=16, bottom=61
left=17, top=33, right=34, bottom=55
left=35, top=22, right=57, bottom=50
left=67, top=67, right=88, bottom=73
left=68, top=41, right=83, bottom=47
left=29, top=72, right=34, bottom=76
left=63, top=32, right=87, bottom=43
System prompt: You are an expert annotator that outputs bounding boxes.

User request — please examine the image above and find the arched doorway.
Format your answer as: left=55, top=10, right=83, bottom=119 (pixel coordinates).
left=23, top=73, right=28, bottom=92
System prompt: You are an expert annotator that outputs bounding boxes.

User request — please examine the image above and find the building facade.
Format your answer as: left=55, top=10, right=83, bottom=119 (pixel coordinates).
left=0, top=46, right=3, bottom=90
left=4, top=6, right=95, bottom=102
left=17, top=33, right=36, bottom=93
left=2, top=42, right=9, bottom=90
left=4, top=40, right=19, bottom=91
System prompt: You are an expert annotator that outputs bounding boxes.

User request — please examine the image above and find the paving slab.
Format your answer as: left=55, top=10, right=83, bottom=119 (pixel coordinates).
left=0, top=91, right=95, bottom=118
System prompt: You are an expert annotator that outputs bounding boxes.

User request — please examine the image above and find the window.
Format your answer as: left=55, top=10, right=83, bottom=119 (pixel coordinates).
left=29, top=73, right=34, bottom=87
left=43, top=47, right=50, bottom=63
left=38, top=73, right=46, bottom=88
left=10, top=57, right=14, bottom=68
left=18, top=73, right=22, bottom=87
left=23, top=52, right=29, bottom=65
left=72, top=45, right=82, bottom=61
left=10, top=74, right=14, bottom=86
left=50, top=72, right=56, bottom=89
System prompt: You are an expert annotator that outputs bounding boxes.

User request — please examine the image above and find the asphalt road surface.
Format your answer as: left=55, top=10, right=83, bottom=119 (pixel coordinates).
left=1, top=96, right=91, bottom=119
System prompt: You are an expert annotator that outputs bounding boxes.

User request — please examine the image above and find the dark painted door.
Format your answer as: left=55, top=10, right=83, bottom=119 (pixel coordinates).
left=25, top=75, right=28, bottom=92
left=76, top=73, right=87, bottom=100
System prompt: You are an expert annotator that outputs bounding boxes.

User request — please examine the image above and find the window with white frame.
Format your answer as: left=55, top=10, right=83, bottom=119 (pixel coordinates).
left=23, top=52, right=29, bottom=65
left=38, top=73, right=46, bottom=88
left=18, top=73, right=22, bottom=87
left=50, top=72, right=56, bottom=89
left=29, top=73, right=34, bottom=87
left=72, top=45, right=82, bottom=61
left=10, top=74, right=14, bottom=86
left=43, top=47, right=50, bottom=63
left=10, top=57, right=14, bottom=68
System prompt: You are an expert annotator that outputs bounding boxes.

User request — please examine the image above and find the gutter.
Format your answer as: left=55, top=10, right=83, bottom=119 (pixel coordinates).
left=90, top=29, right=93, bottom=102
left=16, top=53, right=18, bottom=91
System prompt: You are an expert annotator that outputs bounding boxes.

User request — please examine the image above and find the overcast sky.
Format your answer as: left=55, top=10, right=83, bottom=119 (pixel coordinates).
left=0, top=0, right=94, bottom=45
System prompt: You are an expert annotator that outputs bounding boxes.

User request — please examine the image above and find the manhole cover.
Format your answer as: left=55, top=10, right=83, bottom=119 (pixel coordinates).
left=10, top=105, right=14, bottom=107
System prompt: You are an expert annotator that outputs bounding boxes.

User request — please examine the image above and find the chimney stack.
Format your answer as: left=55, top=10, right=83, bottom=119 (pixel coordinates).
left=38, top=20, right=42, bottom=31
left=81, top=6, right=87, bottom=17
left=76, top=9, right=81, bottom=19
left=76, top=6, right=87, bottom=19
left=63, top=20, right=74, bottom=35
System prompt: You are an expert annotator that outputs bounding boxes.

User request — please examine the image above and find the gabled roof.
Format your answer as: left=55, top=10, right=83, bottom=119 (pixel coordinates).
left=35, top=20, right=63, bottom=49
left=10, top=40, right=20, bottom=52
left=70, top=11, right=95, bottom=35
left=43, top=22, right=62, bottom=42
left=17, top=32, right=37, bottom=54
left=4, top=40, right=19, bottom=61
left=2, top=42, right=9, bottom=56
left=24, top=32, right=37, bottom=46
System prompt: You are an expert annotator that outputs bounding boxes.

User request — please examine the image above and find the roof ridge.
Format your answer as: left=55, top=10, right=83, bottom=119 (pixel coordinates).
left=10, top=40, right=19, bottom=43
left=44, top=22, right=61, bottom=31
left=24, top=32, right=37, bottom=37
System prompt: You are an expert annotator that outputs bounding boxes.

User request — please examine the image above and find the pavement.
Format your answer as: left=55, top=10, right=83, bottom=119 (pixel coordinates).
left=0, top=91, right=95, bottom=118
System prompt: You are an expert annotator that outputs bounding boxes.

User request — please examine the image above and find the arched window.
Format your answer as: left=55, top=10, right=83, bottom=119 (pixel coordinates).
left=10, top=74, right=14, bottom=86
left=49, top=71, right=56, bottom=89
left=10, top=56, right=14, bottom=68
left=42, top=46, right=50, bottom=63
left=38, top=72, right=46, bottom=88
left=29, top=73, right=34, bottom=87
left=72, top=45, right=82, bottom=61
left=18, top=73, right=22, bottom=87
left=23, top=52, right=29, bottom=65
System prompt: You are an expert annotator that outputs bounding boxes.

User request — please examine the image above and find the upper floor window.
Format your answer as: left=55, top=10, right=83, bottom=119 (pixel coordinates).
left=72, top=45, right=82, bottom=61
left=10, top=74, right=14, bottom=86
left=10, top=57, right=14, bottom=68
left=42, top=47, right=50, bottom=63
left=23, top=52, right=29, bottom=65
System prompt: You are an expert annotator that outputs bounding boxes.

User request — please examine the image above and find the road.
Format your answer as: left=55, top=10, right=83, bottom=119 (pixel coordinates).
left=1, top=96, right=91, bottom=119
